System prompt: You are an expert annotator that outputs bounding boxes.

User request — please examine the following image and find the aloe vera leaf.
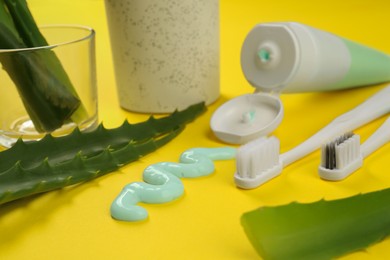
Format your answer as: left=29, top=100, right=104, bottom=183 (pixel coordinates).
left=0, top=2, right=18, bottom=39
left=0, top=102, right=205, bottom=204
left=0, top=23, right=80, bottom=132
left=4, top=0, right=90, bottom=124
left=4, top=0, right=47, bottom=47
left=4, top=0, right=90, bottom=123
left=0, top=102, right=206, bottom=171
left=0, top=2, right=81, bottom=132
left=0, top=127, right=183, bottom=205
left=241, top=188, right=390, bottom=260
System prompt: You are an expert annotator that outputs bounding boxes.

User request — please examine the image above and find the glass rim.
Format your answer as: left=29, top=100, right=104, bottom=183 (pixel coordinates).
left=0, top=24, right=95, bottom=53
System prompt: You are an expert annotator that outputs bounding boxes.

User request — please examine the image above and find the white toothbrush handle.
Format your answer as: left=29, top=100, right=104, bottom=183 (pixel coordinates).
left=361, top=117, right=390, bottom=158
left=280, top=85, right=390, bottom=166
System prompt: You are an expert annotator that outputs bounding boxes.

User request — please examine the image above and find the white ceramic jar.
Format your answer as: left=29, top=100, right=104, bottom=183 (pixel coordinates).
left=105, top=0, right=220, bottom=113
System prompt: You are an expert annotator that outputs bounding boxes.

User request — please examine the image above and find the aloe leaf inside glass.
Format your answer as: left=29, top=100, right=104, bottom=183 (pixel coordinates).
left=0, top=0, right=87, bottom=132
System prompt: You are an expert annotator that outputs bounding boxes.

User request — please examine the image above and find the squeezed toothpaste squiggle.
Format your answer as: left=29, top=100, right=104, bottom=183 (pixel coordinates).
left=110, top=147, right=236, bottom=222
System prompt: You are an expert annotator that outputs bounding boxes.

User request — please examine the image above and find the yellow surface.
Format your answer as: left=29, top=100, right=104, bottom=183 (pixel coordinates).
left=1, top=0, right=390, bottom=259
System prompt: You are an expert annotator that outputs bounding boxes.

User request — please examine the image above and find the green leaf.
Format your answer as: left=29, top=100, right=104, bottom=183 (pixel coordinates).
left=241, top=188, right=390, bottom=260
left=0, top=102, right=206, bottom=205
left=0, top=0, right=88, bottom=132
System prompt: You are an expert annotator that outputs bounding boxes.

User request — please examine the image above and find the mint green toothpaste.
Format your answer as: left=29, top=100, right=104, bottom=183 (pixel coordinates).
left=110, top=147, right=236, bottom=222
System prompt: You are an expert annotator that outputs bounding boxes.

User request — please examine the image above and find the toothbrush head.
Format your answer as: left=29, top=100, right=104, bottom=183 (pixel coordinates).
left=318, top=132, right=363, bottom=181
left=234, top=136, right=283, bottom=189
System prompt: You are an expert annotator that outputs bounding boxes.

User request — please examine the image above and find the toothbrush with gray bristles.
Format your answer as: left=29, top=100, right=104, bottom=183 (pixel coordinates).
left=318, top=116, right=390, bottom=181
left=235, top=84, right=390, bottom=189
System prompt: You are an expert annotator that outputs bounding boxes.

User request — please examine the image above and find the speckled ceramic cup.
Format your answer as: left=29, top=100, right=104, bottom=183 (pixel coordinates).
left=105, top=0, right=219, bottom=113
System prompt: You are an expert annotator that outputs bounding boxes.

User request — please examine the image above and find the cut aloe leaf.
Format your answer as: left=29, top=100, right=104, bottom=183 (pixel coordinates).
left=0, top=1, right=83, bottom=132
left=241, top=188, right=390, bottom=259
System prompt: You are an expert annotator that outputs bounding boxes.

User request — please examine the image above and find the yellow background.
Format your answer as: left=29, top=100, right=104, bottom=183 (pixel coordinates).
left=1, top=0, right=390, bottom=259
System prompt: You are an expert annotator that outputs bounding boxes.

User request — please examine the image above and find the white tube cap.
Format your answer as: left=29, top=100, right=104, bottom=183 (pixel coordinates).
left=210, top=93, right=283, bottom=144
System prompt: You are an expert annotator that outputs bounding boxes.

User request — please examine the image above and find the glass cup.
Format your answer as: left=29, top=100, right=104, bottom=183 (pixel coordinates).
left=0, top=25, right=98, bottom=148
left=105, top=0, right=220, bottom=113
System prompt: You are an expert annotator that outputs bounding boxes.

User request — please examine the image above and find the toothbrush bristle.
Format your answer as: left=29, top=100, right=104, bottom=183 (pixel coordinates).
left=236, top=136, right=280, bottom=178
left=321, top=132, right=360, bottom=170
